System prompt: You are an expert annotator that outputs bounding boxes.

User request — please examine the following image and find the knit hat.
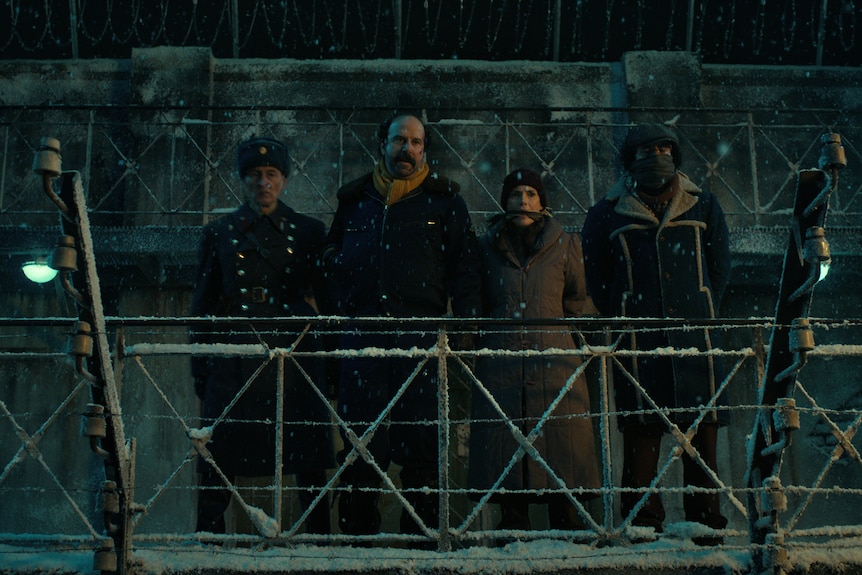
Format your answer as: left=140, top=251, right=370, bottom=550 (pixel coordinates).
left=501, top=167, right=546, bottom=208
left=237, top=136, right=290, bottom=178
left=621, top=123, right=681, bottom=170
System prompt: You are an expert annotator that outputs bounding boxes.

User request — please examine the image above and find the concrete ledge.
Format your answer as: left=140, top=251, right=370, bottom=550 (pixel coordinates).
left=3, top=537, right=862, bottom=575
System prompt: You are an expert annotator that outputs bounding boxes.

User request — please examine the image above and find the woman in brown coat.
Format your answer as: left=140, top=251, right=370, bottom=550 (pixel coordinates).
left=468, top=167, right=600, bottom=533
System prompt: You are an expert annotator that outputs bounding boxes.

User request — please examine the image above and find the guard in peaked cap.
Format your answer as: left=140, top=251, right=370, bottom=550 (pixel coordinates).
left=236, top=136, right=290, bottom=178
left=192, top=132, right=333, bottom=537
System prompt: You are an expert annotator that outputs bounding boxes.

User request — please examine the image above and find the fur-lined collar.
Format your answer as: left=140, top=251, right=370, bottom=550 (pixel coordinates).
left=606, top=172, right=701, bottom=225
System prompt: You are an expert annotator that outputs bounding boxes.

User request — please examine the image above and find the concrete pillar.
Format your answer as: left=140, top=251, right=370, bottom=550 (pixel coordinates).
left=622, top=50, right=703, bottom=113
left=127, top=47, right=215, bottom=226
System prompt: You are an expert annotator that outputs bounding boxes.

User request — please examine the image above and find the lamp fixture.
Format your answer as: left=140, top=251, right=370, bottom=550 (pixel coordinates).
left=21, top=257, right=59, bottom=284
left=819, top=260, right=831, bottom=282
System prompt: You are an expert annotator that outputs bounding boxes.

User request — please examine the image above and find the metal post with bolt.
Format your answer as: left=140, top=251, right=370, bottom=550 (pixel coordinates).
left=33, top=138, right=134, bottom=574
left=745, top=133, right=846, bottom=575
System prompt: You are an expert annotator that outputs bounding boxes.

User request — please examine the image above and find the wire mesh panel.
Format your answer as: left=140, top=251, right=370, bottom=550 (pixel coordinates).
left=0, top=323, right=107, bottom=541
left=3, top=106, right=862, bottom=230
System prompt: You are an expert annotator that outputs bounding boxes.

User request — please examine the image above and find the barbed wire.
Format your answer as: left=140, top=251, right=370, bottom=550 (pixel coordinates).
left=0, top=0, right=858, bottom=65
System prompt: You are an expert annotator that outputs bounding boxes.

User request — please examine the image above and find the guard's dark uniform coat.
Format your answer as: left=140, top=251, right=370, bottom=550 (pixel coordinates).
left=191, top=201, right=333, bottom=477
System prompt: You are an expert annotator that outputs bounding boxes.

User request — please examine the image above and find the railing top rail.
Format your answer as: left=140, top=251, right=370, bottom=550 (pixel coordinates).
left=4, top=315, right=860, bottom=329
left=2, top=104, right=861, bottom=115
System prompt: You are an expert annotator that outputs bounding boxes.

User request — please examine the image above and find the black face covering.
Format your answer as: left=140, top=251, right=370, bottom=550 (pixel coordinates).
left=629, top=154, right=677, bottom=193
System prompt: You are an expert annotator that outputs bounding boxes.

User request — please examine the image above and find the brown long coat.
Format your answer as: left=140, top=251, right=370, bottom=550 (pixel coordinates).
left=468, top=215, right=600, bottom=497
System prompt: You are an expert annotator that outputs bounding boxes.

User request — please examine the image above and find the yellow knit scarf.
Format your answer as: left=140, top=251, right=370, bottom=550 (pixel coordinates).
left=372, top=160, right=429, bottom=205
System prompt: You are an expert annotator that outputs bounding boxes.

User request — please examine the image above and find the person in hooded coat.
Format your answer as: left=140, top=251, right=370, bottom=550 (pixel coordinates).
left=468, top=167, right=600, bottom=533
left=190, top=136, right=334, bottom=535
left=580, top=123, right=731, bottom=543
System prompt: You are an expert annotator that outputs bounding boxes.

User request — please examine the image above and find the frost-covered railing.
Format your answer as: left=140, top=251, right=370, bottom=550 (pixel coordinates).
left=2, top=315, right=861, bottom=569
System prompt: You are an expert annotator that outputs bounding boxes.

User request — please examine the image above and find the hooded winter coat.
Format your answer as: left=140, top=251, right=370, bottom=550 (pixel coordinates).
left=190, top=201, right=334, bottom=477
left=580, top=173, right=731, bottom=429
left=468, top=214, right=600, bottom=496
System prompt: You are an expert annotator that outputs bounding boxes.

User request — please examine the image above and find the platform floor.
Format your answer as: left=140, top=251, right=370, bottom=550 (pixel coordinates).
left=3, top=535, right=862, bottom=575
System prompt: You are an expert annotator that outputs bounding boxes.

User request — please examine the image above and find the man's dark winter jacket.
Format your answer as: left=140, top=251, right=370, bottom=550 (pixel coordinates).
left=323, top=172, right=481, bottom=319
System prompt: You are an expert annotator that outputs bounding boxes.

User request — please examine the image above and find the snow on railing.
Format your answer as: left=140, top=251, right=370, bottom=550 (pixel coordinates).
left=2, top=316, right=862, bottom=571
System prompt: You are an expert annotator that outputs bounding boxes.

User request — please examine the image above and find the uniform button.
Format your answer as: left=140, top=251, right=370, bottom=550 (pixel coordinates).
left=237, top=269, right=245, bottom=276
left=287, top=247, right=294, bottom=254
left=381, top=294, right=389, bottom=301
left=240, top=288, right=248, bottom=294
left=241, top=304, right=249, bottom=311
left=231, top=238, right=239, bottom=245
